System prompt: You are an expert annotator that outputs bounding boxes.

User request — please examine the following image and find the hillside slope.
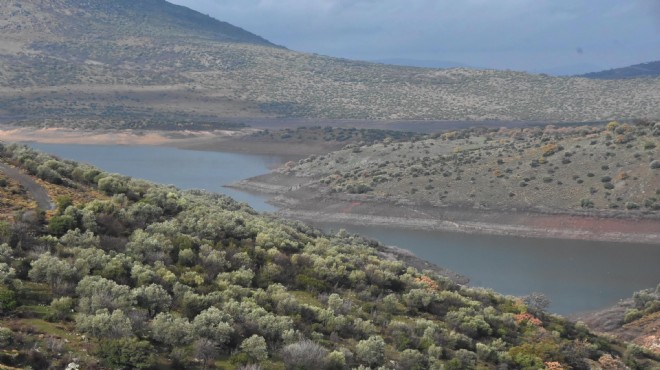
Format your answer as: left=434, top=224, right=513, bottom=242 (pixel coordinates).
left=271, top=121, right=660, bottom=214
left=0, top=0, right=274, bottom=45
left=0, top=1, right=658, bottom=125
left=579, top=61, right=660, bottom=80
left=233, top=121, right=660, bottom=243
left=2, top=143, right=658, bottom=368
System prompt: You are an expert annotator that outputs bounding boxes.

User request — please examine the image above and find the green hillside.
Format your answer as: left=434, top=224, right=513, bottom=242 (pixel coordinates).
left=0, top=143, right=658, bottom=369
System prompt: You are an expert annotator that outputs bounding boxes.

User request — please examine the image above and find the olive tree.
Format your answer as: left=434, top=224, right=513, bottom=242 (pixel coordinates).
left=134, top=283, right=172, bottom=317
left=125, top=229, right=173, bottom=264
left=192, top=306, right=233, bottom=345
left=75, top=309, right=133, bottom=338
left=76, top=276, right=135, bottom=314
left=150, top=312, right=193, bottom=347
left=240, top=335, right=268, bottom=363
left=356, top=335, right=386, bottom=368
left=29, top=253, right=77, bottom=295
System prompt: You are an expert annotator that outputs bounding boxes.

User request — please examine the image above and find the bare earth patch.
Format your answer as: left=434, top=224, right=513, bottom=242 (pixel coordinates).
left=0, top=125, right=250, bottom=146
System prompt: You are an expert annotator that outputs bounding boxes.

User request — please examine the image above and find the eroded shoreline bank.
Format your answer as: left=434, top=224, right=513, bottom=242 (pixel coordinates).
left=231, top=174, right=660, bottom=245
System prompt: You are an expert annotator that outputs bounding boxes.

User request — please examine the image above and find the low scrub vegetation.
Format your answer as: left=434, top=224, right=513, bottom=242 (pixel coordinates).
left=284, top=120, right=660, bottom=215
left=0, top=143, right=655, bottom=369
left=2, top=2, right=659, bottom=124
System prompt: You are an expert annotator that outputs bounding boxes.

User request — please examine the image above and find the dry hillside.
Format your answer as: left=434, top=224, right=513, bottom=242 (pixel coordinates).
left=276, top=121, right=660, bottom=215
left=0, top=0, right=659, bottom=126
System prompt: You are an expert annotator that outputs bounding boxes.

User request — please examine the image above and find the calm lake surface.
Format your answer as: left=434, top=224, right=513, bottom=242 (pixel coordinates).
left=30, top=143, right=285, bottom=212
left=29, top=142, right=660, bottom=314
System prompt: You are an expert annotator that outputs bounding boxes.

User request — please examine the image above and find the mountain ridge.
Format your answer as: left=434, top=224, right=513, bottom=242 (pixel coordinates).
left=0, top=0, right=659, bottom=125
left=1, top=0, right=276, bottom=46
left=579, top=61, right=660, bottom=80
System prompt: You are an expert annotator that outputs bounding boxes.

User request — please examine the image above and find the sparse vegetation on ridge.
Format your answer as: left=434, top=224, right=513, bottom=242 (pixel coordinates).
left=578, top=284, right=660, bottom=362
left=0, top=143, right=657, bottom=369
left=277, top=120, right=660, bottom=215
left=579, top=61, right=660, bottom=80
left=1, top=1, right=659, bottom=124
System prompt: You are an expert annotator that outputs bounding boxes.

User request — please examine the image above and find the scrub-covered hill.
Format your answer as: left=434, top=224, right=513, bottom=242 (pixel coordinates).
left=234, top=120, right=660, bottom=243
left=277, top=121, right=660, bottom=214
left=1, top=143, right=658, bottom=369
left=1, top=0, right=659, bottom=126
left=579, top=61, right=660, bottom=80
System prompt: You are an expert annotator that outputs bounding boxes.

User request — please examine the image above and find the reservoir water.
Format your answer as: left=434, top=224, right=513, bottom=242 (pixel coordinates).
left=30, top=143, right=283, bottom=212
left=29, top=142, right=660, bottom=314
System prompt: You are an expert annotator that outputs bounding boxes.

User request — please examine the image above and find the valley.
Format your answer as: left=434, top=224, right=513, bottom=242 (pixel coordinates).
left=17, top=136, right=660, bottom=315
left=0, top=141, right=658, bottom=369
left=0, top=0, right=659, bottom=368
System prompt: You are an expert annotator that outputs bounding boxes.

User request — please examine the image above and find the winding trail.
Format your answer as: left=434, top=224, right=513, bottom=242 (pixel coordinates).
left=0, top=162, right=54, bottom=210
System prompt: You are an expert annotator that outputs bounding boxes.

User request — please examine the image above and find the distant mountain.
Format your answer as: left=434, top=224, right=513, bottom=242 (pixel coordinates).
left=1, top=0, right=275, bottom=46
left=372, top=58, right=470, bottom=69
left=533, top=63, right=604, bottom=77
left=578, top=61, right=660, bottom=80
left=0, top=0, right=658, bottom=126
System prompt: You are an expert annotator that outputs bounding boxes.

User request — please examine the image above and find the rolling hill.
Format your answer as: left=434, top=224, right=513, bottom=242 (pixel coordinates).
left=0, top=0, right=659, bottom=127
left=233, top=120, right=660, bottom=243
left=579, top=61, right=660, bottom=80
left=1, top=141, right=659, bottom=369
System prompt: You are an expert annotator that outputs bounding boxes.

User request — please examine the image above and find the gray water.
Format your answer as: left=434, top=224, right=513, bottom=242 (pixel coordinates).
left=28, top=143, right=660, bottom=314
left=311, top=222, right=660, bottom=314
left=29, top=143, right=285, bottom=212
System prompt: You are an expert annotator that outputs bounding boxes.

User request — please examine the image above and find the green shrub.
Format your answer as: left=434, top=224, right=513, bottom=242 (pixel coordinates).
left=347, top=183, right=372, bottom=194
left=356, top=335, right=386, bottom=367
left=625, top=202, right=639, bottom=210
left=0, top=285, right=17, bottom=312
left=399, top=349, right=426, bottom=370
left=98, top=175, right=128, bottom=195
left=623, top=309, right=643, bottom=323
left=47, top=297, right=74, bottom=321
left=48, top=215, right=76, bottom=236
left=240, top=335, right=269, bottom=363
left=580, top=199, right=594, bottom=208
left=55, top=195, right=73, bottom=215
left=97, top=337, right=156, bottom=369
left=36, top=165, right=63, bottom=184
left=0, top=326, right=12, bottom=346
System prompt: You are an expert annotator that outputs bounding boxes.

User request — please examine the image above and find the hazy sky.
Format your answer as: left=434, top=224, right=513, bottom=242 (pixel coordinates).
left=167, top=0, right=659, bottom=74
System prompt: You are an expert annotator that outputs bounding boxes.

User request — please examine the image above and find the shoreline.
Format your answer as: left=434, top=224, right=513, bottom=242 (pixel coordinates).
left=3, top=124, right=659, bottom=245
left=275, top=208, right=660, bottom=245
left=231, top=175, right=660, bottom=245
left=0, top=125, right=254, bottom=147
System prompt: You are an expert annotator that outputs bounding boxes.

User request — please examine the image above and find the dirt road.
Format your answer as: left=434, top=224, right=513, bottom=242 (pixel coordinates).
left=0, top=162, right=53, bottom=210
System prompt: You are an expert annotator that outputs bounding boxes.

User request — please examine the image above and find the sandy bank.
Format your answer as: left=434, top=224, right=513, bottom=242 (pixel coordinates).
left=0, top=125, right=254, bottom=146
left=0, top=125, right=334, bottom=159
